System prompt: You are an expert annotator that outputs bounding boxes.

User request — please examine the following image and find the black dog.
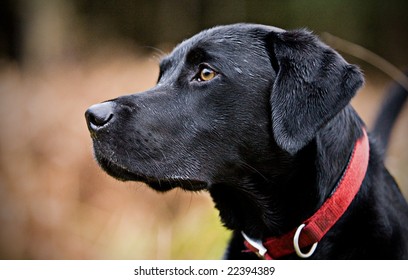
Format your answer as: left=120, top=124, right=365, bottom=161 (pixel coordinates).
left=85, top=23, right=408, bottom=259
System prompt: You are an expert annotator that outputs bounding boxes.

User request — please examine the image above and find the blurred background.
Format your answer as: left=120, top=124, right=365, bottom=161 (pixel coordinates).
left=0, top=0, right=407, bottom=259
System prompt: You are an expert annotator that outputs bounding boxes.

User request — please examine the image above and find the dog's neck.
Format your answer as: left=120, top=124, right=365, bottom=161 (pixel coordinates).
left=314, top=107, right=365, bottom=207
left=209, top=106, right=365, bottom=239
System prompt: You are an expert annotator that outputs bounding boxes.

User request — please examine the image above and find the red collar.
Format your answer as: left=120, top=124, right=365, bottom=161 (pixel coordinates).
left=243, top=128, right=370, bottom=259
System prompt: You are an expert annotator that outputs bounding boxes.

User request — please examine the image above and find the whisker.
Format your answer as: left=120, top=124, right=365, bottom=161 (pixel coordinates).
left=239, top=160, right=268, bottom=182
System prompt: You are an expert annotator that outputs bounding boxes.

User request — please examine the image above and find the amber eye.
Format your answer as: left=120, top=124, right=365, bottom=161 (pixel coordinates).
left=198, top=67, right=216, bottom=81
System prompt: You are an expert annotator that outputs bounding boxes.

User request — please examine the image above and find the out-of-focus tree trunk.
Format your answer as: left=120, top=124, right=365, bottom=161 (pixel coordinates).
left=19, top=0, right=77, bottom=68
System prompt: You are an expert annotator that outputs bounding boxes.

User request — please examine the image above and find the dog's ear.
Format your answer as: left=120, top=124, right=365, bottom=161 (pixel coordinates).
left=266, top=29, right=364, bottom=154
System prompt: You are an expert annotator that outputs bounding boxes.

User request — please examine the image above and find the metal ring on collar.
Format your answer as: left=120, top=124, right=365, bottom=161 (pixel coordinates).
left=293, top=224, right=318, bottom=258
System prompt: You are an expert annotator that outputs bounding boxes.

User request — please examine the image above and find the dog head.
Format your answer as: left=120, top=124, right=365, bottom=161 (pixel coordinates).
left=85, top=23, right=363, bottom=192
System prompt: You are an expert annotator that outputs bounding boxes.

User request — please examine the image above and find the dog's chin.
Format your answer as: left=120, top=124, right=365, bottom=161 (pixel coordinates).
left=96, top=156, right=208, bottom=192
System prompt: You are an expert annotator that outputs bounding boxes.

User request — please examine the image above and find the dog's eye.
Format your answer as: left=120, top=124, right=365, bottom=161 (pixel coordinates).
left=197, top=66, right=217, bottom=82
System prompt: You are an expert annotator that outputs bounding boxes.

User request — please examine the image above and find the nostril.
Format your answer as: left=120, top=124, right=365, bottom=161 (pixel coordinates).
left=87, top=110, right=113, bottom=126
left=85, top=101, right=115, bottom=131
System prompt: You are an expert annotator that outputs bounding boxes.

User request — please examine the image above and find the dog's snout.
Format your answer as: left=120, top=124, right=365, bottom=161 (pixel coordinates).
left=85, top=101, right=115, bottom=132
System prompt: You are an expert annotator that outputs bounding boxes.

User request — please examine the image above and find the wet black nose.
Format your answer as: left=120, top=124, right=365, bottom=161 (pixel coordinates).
left=85, top=101, right=115, bottom=132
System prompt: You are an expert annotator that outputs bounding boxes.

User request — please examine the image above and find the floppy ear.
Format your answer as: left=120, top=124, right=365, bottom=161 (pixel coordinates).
left=267, top=29, right=364, bottom=154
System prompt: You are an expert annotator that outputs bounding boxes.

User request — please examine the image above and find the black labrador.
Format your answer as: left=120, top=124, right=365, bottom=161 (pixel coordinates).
left=85, top=23, right=408, bottom=259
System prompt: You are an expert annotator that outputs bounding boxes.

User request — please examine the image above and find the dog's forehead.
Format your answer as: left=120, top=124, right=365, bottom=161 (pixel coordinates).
left=163, top=24, right=285, bottom=65
left=189, top=23, right=284, bottom=44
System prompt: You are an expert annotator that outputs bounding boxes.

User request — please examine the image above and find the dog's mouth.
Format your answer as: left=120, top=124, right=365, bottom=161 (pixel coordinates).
left=96, top=156, right=208, bottom=192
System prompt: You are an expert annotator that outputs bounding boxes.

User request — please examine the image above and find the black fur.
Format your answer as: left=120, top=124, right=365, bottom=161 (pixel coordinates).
left=85, top=23, right=408, bottom=259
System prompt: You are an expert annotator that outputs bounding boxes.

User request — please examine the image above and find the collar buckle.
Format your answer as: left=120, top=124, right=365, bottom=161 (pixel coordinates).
left=242, top=232, right=268, bottom=258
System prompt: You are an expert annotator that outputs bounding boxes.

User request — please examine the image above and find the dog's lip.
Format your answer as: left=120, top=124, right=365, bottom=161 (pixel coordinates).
left=97, top=156, right=146, bottom=182
left=96, top=156, right=208, bottom=190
